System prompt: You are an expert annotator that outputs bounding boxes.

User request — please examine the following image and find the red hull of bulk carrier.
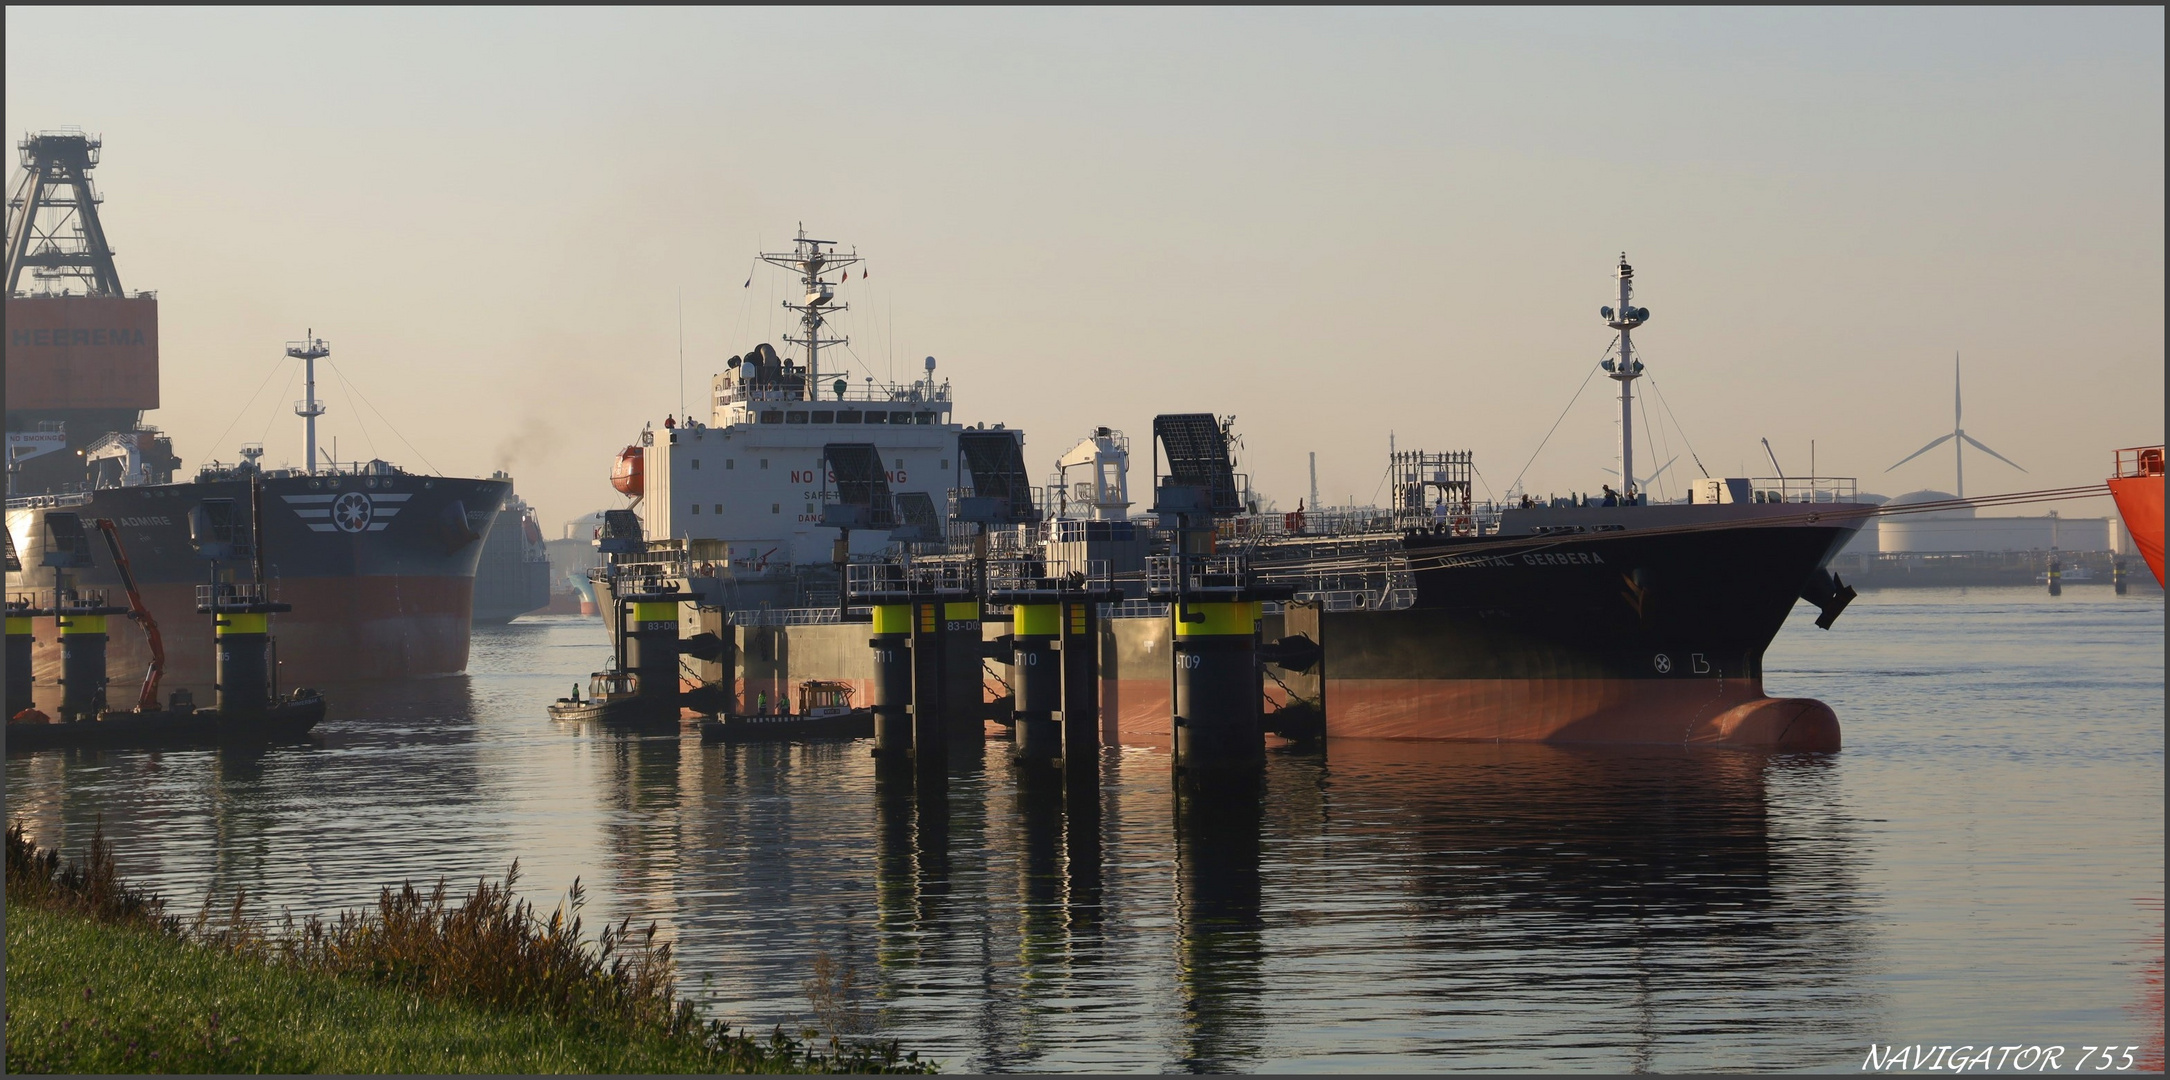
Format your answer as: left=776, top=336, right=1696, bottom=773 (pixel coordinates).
left=11, top=471, right=509, bottom=710
left=2110, top=446, right=2165, bottom=587
left=1100, top=677, right=1836, bottom=751
left=24, top=576, right=474, bottom=710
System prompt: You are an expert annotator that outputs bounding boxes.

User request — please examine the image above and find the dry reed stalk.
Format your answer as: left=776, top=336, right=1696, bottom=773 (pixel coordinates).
left=6, top=820, right=935, bottom=1072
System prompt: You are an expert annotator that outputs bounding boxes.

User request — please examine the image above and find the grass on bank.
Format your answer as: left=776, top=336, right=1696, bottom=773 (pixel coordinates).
left=5, top=823, right=933, bottom=1074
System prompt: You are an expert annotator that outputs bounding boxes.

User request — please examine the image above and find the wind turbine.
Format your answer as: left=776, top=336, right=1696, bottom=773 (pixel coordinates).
left=1884, top=353, right=2025, bottom=498
left=1604, top=455, right=1679, bottom=490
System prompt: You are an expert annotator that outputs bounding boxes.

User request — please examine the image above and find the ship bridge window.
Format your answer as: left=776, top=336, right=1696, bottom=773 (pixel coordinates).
left=913, top=412, right=933, bottom=424
left=771, top=503, right=780, bottom=514
left=786, top=411, right=809, bottom=424
left=811, top=411, right=834, bottom=424
left=691, top=504, right=701, bottom=514
left=837, top=410, right=862, bottom=424
left=864, top=411, right=887, bottom=424
left=760, top=410, right=783, bottom=424
left=891, top=411, right=914, bottom=424
left=713, top=504, right=722, bottom=514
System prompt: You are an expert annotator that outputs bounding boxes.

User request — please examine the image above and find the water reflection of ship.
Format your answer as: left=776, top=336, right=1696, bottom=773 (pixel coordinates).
left=585, top=729, right=685, bottom=931
left=1312, top=741, right=1872, bottom=1069
left=680, top=739, right=894, bottom=1023
left=1173, top=772, right=1267, bottom=1073
left=668, top=734, right=1871, bottom=1069
left=5, top=673, right=490, bottom=915
left=1003, top=763, right=1108, bottom=1070
left=877, top=751, right=1104, bottom=1073
left=208, top=674, right=489, bottom=912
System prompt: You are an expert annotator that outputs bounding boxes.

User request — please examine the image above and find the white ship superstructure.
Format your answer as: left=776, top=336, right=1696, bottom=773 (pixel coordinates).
left=628, top=228, right=972, bottom=579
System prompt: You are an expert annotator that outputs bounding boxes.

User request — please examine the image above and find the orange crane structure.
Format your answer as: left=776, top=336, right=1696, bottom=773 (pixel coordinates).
left=93, top=518, right=165, bottom=713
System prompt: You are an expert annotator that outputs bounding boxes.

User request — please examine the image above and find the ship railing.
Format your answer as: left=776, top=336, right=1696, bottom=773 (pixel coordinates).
left=2114, top=446, right=2164, bottom=479
left=845, top=561, right=903, bottom=596
left=985, top=555, right=1113, bottom=592
left=755, top=383, right=953, bottom=405
left=1740, top=476, right=1859, bottom=504
left=908, top=560, right=978, bottom=592
left=844, top=558, right=984, bottom=597
left=11, top=587, right=116, bottom=610
left=303, top=459, right=406, bottom=478
left=1280, top=507, right=1398, bottom=536
left=1145, top=554, right=1252, bottom=595
left=727, top=606, right=872, bottom=627
left=1093, top=597, right=1288, bottom=620
left=1100, top=598, right=1171, bottom=620
left=195, top=582, right=273, bottom=608
left=1292, top=587, right=1416, bottom=612
left=4, top=492, right=96, bottom=510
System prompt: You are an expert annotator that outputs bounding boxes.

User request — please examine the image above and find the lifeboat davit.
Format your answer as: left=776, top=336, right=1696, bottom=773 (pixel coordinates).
left=610, top=446, right=644, bottom=497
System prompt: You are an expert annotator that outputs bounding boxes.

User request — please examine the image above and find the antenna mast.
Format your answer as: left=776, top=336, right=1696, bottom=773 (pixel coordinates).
left=759, top=224, right=860, bottom=399
left=287, top=331, right=330, bottom=474
left=1600, top=255, right=1650, bottom=499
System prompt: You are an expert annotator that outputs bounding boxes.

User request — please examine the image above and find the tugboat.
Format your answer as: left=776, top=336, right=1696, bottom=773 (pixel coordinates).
left=697, top=679, right=872, bottom=743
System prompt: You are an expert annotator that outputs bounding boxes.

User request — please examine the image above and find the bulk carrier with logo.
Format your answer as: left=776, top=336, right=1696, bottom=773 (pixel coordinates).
left=5, top=130, right=508, bottom=705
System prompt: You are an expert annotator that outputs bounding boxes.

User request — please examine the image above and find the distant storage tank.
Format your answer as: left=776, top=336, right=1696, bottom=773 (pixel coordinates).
left=610, top=446, right=644, bottom=497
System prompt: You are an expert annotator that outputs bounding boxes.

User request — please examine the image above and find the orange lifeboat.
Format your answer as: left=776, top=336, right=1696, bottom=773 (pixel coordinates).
left=2109, top=445, right=2164, bottom=586
left=610, top=446, right=644, bottom=497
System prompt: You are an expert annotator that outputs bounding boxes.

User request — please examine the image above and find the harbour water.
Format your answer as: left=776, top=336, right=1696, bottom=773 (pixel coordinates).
left=6, top=588, right=2161, bottom=1072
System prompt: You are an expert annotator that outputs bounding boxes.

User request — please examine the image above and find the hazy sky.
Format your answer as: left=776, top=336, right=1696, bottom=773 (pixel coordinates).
left=7, top=7, right=2161, bottom=529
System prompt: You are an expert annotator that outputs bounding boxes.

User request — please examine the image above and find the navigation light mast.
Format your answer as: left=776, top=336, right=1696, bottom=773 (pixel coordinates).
left=1600, top=255, right=1651, bottom=500
left=288, top=330, right=330, bottom=474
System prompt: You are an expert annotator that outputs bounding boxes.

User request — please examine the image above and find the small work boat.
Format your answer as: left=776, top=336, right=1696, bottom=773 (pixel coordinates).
left=547, top=669, right=685, bottom=726
left=698, top=680, right=872, bottom=743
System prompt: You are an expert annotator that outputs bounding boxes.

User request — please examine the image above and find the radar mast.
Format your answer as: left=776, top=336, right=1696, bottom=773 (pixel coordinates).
left=759, top=225, right=860, bottom=399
